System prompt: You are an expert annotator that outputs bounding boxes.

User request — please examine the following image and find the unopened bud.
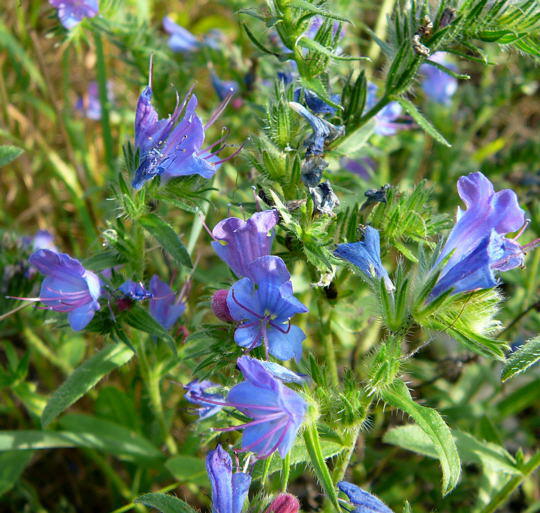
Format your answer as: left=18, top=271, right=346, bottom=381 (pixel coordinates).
left=264, top=493, right=300, bottom=513
left=211, top=289, right=234, bottom=322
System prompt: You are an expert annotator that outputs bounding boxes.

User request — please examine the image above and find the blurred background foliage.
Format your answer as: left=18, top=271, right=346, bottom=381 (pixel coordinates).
left=0, top=0, right=539, bottom=512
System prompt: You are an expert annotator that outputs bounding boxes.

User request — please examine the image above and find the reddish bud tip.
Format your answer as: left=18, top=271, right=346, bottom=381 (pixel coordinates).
left=211, top=289, right=234, bottom=323
left=264, top=494, right=300, bottom=513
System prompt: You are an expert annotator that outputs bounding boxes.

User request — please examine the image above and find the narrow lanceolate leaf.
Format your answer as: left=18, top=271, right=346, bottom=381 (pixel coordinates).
left=41, top=344, right=134, bottom=427
left=135, top=493, right=198, bottom=513
left=394, top=97, right=451, bottom=147
left=139, top=213, right=192, bottom=268
left=382, top=381, right=461, bottom=495
left=0, top=451, right=34, bottom=497
left=501, top=336, right=540, bottom=382
left=289, top=0, right=351, bottom=23
left=0, top=145, right=24, bottom=167
left=297, top=36, right=369, bottom=62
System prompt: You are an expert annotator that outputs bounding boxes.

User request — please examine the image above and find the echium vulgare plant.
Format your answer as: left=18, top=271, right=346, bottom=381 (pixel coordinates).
left=1, top=0, right=539, bottom=512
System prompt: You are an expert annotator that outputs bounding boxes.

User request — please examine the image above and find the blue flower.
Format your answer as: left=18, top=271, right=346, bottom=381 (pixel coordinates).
left=75, top=81, right=114, bottom=121
left=338, top=482, right=394, bottom=513
left=212, top=210, right=279, bottom=280
left=118, top=280, right=152, bottom=301
left=289, top=101, right=344, bottom=156
left=227, top=256, right=308, bottom=361
left=149, top=275, right=186, bottom=329
left=212, top=72, right=240, bottom=102
left=184, top=380, right=224, bottom=420
left=335, top=226, right=395, bottom=292
left=222, top=356, right=307, bottom=458
left=162, top=17, right=200, bottom=53
left=420, top=52, right=458, bottom=105
left=23, top=230, right=58, bottom=252
left=431, top=172, right=532, bottom=297
left=24, top=249, right=101, bottom=330
left=366, top=84, right=404, bottom=136
left=294, top=89, right=340, bottom=116
left=49, top=0, right=98, bottom=29
left=132, top=71, right=236, bottom=190
left=206, top=444, right=252, bottom=513
left=258, top=360, right=310, bottom=385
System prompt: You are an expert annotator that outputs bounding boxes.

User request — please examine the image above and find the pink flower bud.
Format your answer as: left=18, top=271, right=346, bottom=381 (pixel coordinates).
left=264, top=493, right=300, bottom=513
left=211, top=289, right=233, bottom=322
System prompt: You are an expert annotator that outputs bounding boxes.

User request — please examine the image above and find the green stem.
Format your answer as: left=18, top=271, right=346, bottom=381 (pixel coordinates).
left=261, top=453, right=274, bottom=486
left=317, top=298, right=339, bottom=388
left=303, top=422, right=341, bottom=513
left=281, top=451, right=291, bottom=492
left=480, top=451, right=540, bottom=513
left=332, top=425, right=361, bottom=483
left=94, top=31, right=115, bottom=175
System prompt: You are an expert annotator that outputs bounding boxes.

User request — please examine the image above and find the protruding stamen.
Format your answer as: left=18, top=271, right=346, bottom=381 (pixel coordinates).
left=521, top=238, right=540, bottom=253
left=214, top=412, right=284, bottom=432
left=513, top=219, right=530, bottom=240
left=269, top=320, right=291, bottom=334
left=205, top=91, right=234, bottom=130
left=189, top=394, right=282, bottom=412
left=231, top=288, right=264, bottom=320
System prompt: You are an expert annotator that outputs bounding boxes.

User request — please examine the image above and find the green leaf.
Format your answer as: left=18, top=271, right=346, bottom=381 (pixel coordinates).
left=0, top=145, right=23, bottom=167
left=501, top=335, right=540, bottom=382
left=123, top=305, right=177, bottom=352
left=135, top=493, right=198, bottom=513
left=139, top=213, right=192, bottom=268
left=41, top=344, right=134, bottom=427
left=382, top=381, right=461, bottom=495
left=289, top=0, right=351, bottom=23
left=165, top=455, right=209, bottom=486
left=383, top=424, right=520, bottom=476
left=394, top=97, right=451, bottom=147
left=82, top=250, right=127, bottom=272
left=0, top=451, right=34, bottom=497
left=241, top=23, right=279, bottom=56
left=297, top=36, right=368, bottom=62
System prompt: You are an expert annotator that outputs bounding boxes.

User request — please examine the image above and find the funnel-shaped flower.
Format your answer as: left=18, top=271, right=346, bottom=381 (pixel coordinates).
left=49, top=0, right=98, bottom=29
left=24, top=249, right=101, bottom=330
left=335, top=226, right=394, bottom=291
left=184, top=380, right=224, bottom=420
left=207, top=445, right=252, bottom=513
left=132, top=77, right=235, bottom=189
left=227, top=256, right=308, bottom=361
left=431, top=172, right=532, bottom=297
left=224, top=356, right=306, bottom=458
left=149, top=275, right=185, bottom=329
left=163, top=17, right=200, bottom=53
left=420, top=52, right=458, bottom=105
left=212, top=210, right=279, bottom=280
left=118, top=280, right=152, bottom=301
left=338, top=482, right=394, bottom=513
left=212, top=72, right=239, bottom=102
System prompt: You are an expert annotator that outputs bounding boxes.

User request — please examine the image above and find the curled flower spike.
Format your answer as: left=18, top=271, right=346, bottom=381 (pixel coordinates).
left=184, top=380, right=225, bottom=420
left=193, top=357, right=307, bottom=458
left=212, top=210, right=279, bottom=280
left=431, top=172, right=536, bottom=298
left=335, top=226, right=395, bottom=292
left=162, top=17, right=200, bottom=53
left=420, top=52, right=458, bottom=105
left=149, top=275, right=186, bottom=330
left=338, top=482, right=394, bottom=513
left=207, top=445, right=252, bottom=513
left=118, top=280, right=152, bottom=301
left=49, top=0, right=98, bottom=29
left=227, top=256, right=308, bottom=361
left=132, top=62, right=236, bottom=190
left=10, top=249, right=101, bottom=331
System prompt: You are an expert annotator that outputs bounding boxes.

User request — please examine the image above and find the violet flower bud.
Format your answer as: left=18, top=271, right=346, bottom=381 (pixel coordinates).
left=264, top=493, right=300, bottom=513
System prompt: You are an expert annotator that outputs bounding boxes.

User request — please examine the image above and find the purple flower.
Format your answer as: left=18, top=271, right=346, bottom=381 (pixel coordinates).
left=338, top=482, right=394, bottom=513
left=162, top=17, right=200, bottom=53
left=149, top=275, right=186, bottom=329
left=75, top=81, right=114, bottom=120
left=420, top=52, right=458, bottom=105
left=366, top=84, right=404, bottom=136
left=24, top=230, right=58, bottom=252
left=289, top=102, right=344, bottom=156
left=184, top=380, right=224, bottom=420
left=118, top=280, right=152, bottom=301
left=341, top=157, right=376, bottom=180
left=227, top=256, right=308, bottom=361
left=49, top=0, right=98, bottom=29
left=431, top=172, right=534, bottom=297
left=206, top=445, right=252, bottom=513
left=219, top=356, right=307, bottom=458
left=212, top=210, right=279, bottom=280
left=335, top=226, right=395, bottom=292
left=212, top=72, right=239, bottom=102
left=23, top=249, right=101, bottom=330
left=132, top=71, right=236, bottom=189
